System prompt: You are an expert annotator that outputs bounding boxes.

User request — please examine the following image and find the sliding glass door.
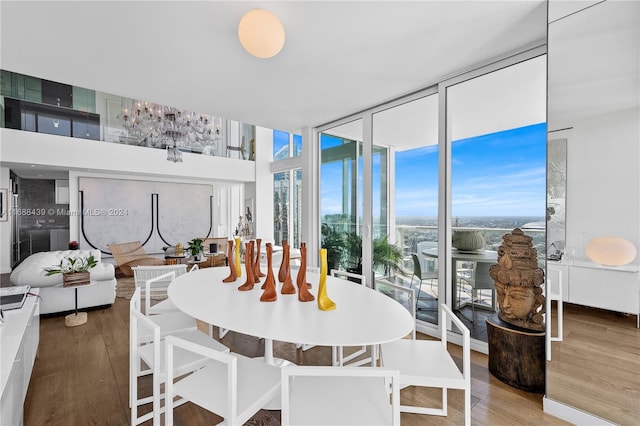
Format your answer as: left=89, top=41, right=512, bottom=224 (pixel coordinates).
left=445, top=55, right=547, bottom=343
left=372, top=92, right=440, bottom=325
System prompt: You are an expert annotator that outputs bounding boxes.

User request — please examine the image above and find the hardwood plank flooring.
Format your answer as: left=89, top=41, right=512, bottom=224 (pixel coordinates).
left=547, top=303, right=640, bottom=425
left=9, top=272, right=569, bottom=426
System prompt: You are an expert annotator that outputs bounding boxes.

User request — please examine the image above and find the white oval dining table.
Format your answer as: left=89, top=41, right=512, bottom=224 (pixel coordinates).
left=168, top=266, right=414, bottom=365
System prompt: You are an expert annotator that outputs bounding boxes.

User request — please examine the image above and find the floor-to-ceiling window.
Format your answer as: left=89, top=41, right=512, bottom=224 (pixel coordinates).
left=372, top=92, right=440, bottom=325
left=444, top=54, right=547, bottom=343
left=319, top=119, right=364, bottom=274
left=272, top=130, right=303, bottom=247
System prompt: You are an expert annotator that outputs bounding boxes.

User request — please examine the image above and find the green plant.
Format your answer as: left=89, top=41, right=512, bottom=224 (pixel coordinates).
left=343, top=231, right=404, bottom=275
left=44, top=255, right=98, bottom=275
left=321, top=223, right=345, bottom=271
left=187, top=238, right=204, bottom=258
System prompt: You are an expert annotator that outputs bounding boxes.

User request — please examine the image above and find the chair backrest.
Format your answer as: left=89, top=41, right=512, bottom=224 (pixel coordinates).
left=439, top=303, right=471, bottom=384
left=165, top=335, right=279, bottom=425
left=108, top=241, right=151, bottom=265
left=133, top=264, right=187, bottom=288
left=330, top=269, right=367, bottom=288
left=281, top=366, right=400, bottom=426
left=202, top=237, right=228, bottom=254
left=411, top=253, right=422, bottom=276
left=376, top=282, right=416, bottom=339
left=470, top=261, right=494, bottom=290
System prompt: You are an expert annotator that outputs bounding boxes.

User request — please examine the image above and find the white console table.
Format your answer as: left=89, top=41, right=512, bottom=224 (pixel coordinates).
left=547, top=260, right=639, bottom=327
left=1, top=289, right=40, bottom=425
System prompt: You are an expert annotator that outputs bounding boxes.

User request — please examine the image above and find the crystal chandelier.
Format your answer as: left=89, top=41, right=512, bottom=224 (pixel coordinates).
left=118, top=99, right=222, bottom=162
left=166, top=143, right=183, bottom=163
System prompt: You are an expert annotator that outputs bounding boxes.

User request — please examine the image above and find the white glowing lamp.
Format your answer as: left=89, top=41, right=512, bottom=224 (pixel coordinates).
left=238, top=9, right=285, bottom=59
left=585, top=237, right=637, bottom=266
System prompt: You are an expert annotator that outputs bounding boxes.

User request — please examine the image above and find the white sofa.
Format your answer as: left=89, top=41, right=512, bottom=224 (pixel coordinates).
left=10, top=249, right=116, bottom=315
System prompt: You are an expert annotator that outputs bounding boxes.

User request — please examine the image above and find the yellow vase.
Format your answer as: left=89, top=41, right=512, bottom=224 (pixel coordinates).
left=317, top=248, right=336, bottom=311
left=235, top=237, right=242, bottom=277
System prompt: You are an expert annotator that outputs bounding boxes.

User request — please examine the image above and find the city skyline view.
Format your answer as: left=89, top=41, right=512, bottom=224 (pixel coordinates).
left=320, top=122, right=546, bottom=221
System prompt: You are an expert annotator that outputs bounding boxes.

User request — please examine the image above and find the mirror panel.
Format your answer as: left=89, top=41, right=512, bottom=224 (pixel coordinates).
left=546, top=1, right=640, bottom=423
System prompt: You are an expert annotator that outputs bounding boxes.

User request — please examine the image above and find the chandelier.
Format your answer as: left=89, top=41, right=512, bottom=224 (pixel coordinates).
left=118, top=100, right=222, bottom=162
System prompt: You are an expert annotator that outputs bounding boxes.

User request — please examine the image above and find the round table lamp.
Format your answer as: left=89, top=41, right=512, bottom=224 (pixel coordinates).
left=585, top=237, right=637, bottom=266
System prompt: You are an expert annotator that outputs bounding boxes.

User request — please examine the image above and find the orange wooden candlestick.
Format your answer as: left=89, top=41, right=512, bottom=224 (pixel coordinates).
left=222, top=239, right=237, bottom=282
left=297, top=242, right=315, bottom=302
left=254, top=238, right=265, bottom=278
left=260, top=243, right=277, bottom=302
left=238, top=241, right=256, bottom=291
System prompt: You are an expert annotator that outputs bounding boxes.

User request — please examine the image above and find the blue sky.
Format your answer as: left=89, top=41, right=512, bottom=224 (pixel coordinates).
left=322, top=122, right=547, bottom=218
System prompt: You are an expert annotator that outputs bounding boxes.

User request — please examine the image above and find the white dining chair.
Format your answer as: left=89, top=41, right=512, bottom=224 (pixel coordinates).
left=330, top=269, right=375, bottom=366
left=165, top=335, right=281, bottom=426
left=545, top=269, right=563, bottom=361
left=377, top=283, right=471, bottom=426
left=133, top=265, right=187, bottom=315
left=129, top=287, right=230, bottom=425
left=281, top=365, right=401, bottom=426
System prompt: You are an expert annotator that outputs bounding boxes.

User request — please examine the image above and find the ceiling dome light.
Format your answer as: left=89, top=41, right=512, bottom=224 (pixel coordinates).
left=238, top=9, right=285, bottom=59
left=586, top=237, right=637, bottom=266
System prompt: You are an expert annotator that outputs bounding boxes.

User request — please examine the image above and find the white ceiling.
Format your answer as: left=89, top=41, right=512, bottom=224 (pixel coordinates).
left=547, top=0, right=640, bottom=132
left=0, top=1, right=547, bottom=135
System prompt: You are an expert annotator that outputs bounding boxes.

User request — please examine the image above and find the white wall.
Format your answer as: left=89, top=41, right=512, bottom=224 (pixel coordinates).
left=0, top=129, right=255, bottom=183
left=564, top=107, right=640, bottom=262
left=0, top=128, right=259, bottom=272
left=0, top=167, right=11, bottom=273
left=255, top=126, right=274, bottom=243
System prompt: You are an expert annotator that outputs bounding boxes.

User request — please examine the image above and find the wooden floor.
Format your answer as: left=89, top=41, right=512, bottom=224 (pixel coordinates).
left=547, top=303, right=640, bottom=425
left=18, top=285, right=571, bottom=426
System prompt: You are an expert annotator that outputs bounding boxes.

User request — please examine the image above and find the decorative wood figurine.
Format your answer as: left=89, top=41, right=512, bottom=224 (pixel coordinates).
left=278, top=240, right=289, bottom=282
left=222, top=239, right=237, bottom=282
left=260, top=243, right=277, bottom=302
left=254, top=238, right=265, bottom=278
left=317, top=248, right=336, bottom=311
left=280, top=242, right=296, bottom=294
left=238, top=241, right=256, bottom=291
left=296, top=242, right=315, bottom=302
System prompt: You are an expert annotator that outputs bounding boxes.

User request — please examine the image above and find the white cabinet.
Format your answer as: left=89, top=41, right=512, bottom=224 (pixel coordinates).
left=547, top=260, right=639, bottom=324
left=569, top=265, right=638, bottom=315
left=0, top=290, right=40, bottom=426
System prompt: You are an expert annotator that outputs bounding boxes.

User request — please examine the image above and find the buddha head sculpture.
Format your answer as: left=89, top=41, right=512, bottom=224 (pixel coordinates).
left=489, top=228, right=545, bottom=331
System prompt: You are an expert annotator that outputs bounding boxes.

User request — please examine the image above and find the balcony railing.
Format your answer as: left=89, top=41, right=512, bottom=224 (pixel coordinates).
left=395, top=224, right=546, bottom=273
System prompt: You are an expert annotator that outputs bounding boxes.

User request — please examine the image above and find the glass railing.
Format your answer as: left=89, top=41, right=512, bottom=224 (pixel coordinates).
left=0, top=70, right=256, bottom=161
left=395, top=224, right=546, bottom=273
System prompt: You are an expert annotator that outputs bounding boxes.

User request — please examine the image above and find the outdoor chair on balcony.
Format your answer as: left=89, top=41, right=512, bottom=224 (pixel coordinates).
left=108, top=241, right=164, bottom=276
left=457, top=261, right=496, bottom=322
left=411, top=253, right=438, bottom=311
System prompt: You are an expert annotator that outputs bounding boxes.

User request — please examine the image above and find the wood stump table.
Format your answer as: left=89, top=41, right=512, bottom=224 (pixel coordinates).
left=486, top=314, right=545, bottom=393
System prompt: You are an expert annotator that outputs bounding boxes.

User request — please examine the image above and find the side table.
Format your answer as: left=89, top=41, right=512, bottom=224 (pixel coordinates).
left=64, top=281, right=96, bottom=327
left=187, top=258, right=209, bottom=270
left=165, top=255, right=188, bottom=265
